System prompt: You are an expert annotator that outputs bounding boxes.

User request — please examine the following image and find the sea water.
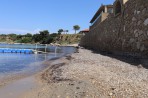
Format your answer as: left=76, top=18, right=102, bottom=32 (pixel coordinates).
left=0, top=44, right=76, bottom=79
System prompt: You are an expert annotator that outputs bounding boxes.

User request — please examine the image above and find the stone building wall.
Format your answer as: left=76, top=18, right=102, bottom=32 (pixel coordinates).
left=80, top=0, right=148, bottom=56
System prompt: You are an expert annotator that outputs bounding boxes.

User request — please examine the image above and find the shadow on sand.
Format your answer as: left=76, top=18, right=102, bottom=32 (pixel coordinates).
left=83, top=47, right=148, bottom=69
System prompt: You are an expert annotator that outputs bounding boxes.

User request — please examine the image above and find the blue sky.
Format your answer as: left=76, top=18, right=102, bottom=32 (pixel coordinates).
left=0, top=0, right=114, bottom=34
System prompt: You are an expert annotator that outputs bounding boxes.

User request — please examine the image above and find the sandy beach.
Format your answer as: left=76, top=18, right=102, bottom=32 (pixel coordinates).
left=1, top=48, right=148, bottom=98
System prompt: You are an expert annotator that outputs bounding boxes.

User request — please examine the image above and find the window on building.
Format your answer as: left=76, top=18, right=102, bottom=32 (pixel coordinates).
left=107, top=8, right=113, bottom=13
left=115, top=1, right=121, bottom=15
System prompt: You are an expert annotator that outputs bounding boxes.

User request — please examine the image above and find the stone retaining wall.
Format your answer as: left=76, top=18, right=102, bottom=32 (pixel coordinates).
left=80, top=0, right=148, bottom=56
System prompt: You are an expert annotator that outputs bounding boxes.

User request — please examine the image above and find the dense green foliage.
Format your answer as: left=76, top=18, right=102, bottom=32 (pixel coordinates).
left=0, top=25, right=81, bottom=44
left=0, top=30, right=56, bottom=44
left=0, top=30, right=82, bottom=45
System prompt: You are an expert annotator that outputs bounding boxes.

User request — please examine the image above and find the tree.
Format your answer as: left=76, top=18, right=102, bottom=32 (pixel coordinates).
left=20, top=37, right=32, bottom=43
left=32, top=30, right=50, bottom=44
left=45, top=36, right=54, bottom=44
left=50, top=33, right=58, bottom=38
left=17, top=35, right=23, bottom=39
left=25, top=33, right=32, bottom=37
left=73, top=25, right=80, bottom=34
left=8, top=33, right=17, bottom=41
left=32, top=34, right=42, bottom=42
left=64, top=30, right=69, bottom=34
left=39, top=30, right=49, bottom=37
left=58, top=29, right=63, bottom=35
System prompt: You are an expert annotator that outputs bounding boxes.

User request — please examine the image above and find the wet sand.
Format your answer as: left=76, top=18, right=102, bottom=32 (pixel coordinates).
left=0, top=76, right=36, bottom=98
left=0, top=73, right=30, bottom=88
left=0, top=61, right=45, bottom=88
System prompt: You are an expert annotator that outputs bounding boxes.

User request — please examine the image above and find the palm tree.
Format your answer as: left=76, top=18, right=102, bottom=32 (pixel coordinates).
left=58, top=29, right=64, bottom=35
left=65, top=30, right=69, bottom=34
left=73, top=25, right=80, bottom=34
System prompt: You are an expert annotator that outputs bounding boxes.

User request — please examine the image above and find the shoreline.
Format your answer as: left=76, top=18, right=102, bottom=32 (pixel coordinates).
left=0, top=46, right=75, bottom=97
left=20, top=55, right=74, bottom=98
left=0, top=56, right=67, bottom=98
left=0, top=60, right=47, bottom=88
left=22, top=48, right=148, bottom=98
left=1, top=48, right=148, bottom=98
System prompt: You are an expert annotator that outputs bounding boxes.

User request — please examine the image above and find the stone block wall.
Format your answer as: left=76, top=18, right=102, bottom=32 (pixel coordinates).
left=80, top=0, right=148, bottom=56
